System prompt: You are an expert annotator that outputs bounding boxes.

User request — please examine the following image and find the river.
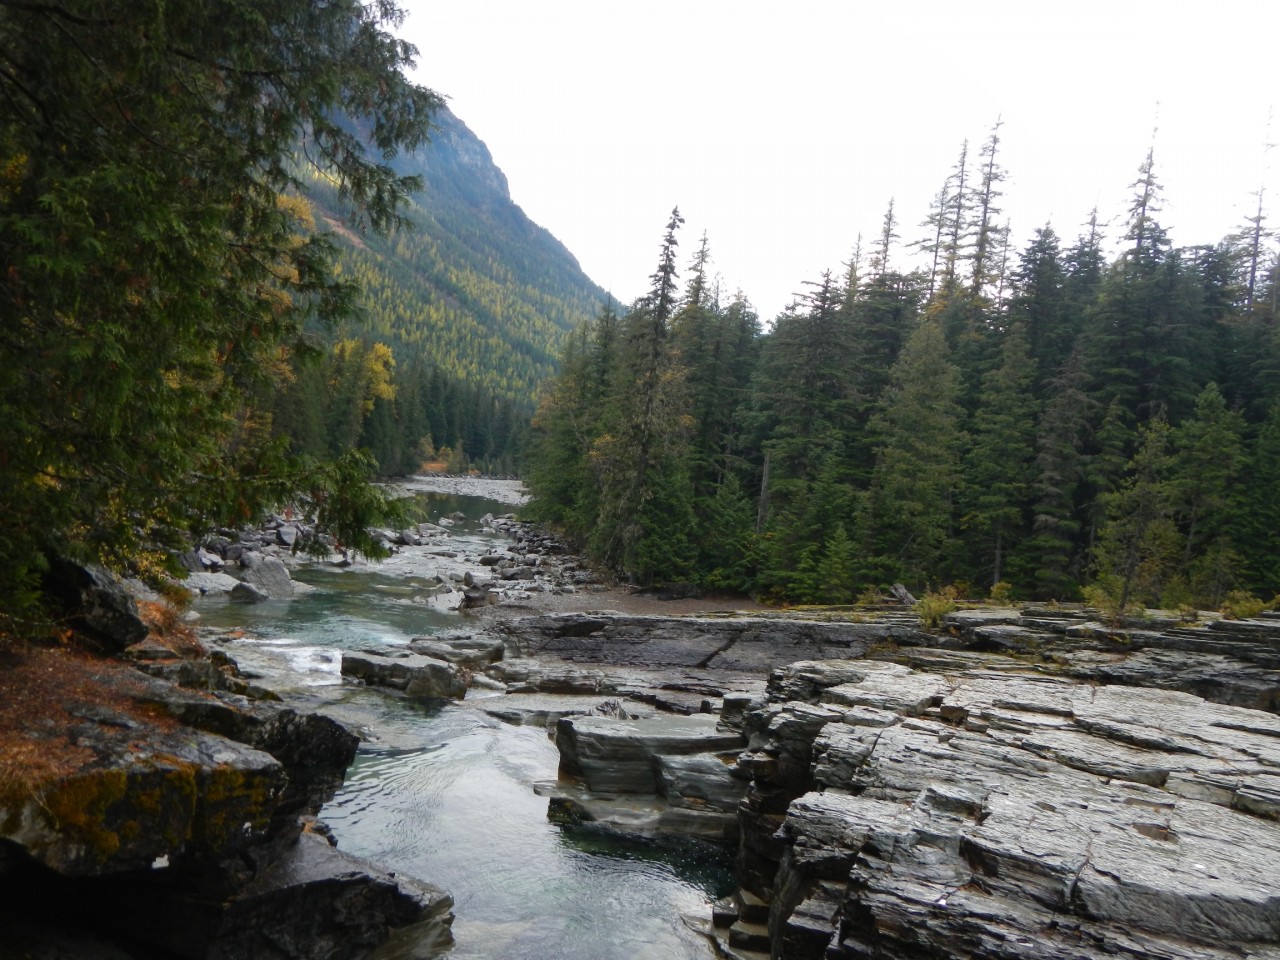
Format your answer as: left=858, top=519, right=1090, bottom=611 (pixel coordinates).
left=195, top=488, right=731, bottom=960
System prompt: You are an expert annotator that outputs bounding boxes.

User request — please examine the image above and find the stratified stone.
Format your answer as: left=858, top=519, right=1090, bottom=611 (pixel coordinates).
left=341, top=649, right=467, bottom=700
left=555, top=713, right=745, bottom=795
left=742, top=660, right=1280, bottom=960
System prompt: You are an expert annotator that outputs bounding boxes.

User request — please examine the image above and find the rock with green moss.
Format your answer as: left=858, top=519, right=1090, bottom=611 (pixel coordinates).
left=2, top=725, right=285, bottom=876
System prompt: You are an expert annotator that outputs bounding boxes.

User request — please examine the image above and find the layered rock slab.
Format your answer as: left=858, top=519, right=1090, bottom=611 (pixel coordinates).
left=500, top=612, right=925, bottom=673
left=743, top=660, right=1280, bottom=960
left=548, top=712, right=750, bottom=841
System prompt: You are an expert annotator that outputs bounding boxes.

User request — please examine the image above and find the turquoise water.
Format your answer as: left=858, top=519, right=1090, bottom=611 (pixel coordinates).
left=197, top=492, right=730, bottom=960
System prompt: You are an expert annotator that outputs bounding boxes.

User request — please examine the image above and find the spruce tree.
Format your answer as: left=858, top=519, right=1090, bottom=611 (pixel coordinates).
left=591, top=209, right=695, bottom=583
left=1006, top=226, right=1073, bottom=392
left=1169, top=382, right=1245, bottom=604
left=1024, top=348, right=1093, bottom=599
left=1237, top=405, right=1280, bottom=595
left=969, top=118, right=1007, bottom=298
left=1091, top=418, right=1178, bottom=612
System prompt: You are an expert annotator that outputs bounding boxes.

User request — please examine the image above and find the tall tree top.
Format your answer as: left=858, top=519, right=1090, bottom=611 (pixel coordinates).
left=648, top=206, right=685, bottom=324
left=1125, top=148, right=1168, bottom=259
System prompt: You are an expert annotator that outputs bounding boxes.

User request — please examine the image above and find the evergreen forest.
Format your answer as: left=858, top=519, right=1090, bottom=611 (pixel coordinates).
left=526, top=132, right=1280, bottom=611
left=267, top=107, right=606, bottom=476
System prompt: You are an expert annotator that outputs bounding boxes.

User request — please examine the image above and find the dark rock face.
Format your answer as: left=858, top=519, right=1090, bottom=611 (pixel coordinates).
left=2, top=724, right=286, bottom=877
left=170, top=833, right=452, bottom=960
left=499, top=612, right=925, bottom=673
left=1, top=833, right=454, bottom=960
left=730, top=658, right=1280, bottom=960
left=42, top=558, right=148, bottom=652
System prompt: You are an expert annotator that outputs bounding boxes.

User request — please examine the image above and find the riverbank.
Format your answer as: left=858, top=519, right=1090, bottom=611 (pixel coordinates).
left=395, top=473, right=531, bottom=506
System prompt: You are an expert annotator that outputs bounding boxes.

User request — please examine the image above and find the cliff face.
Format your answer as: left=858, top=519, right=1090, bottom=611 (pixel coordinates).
left=304, top=105, right=608, bottom=407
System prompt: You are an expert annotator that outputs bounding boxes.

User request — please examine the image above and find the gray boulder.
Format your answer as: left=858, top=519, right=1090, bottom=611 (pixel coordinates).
left=182, top=571, right=240, bottom=597
left=241, top=556, right=295, bottom=598
left=341, top=650, right=467, bottom=699
left=41, top=558, right=148, bottom=653
left=229, top=581, right=270, bottom=604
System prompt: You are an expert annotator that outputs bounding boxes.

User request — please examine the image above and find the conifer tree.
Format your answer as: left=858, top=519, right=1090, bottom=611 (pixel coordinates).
left=963, top=323, right=1038, bottom=588
left=1237, top=405, right=1280, bottom=594
left=0, top=0, right=441, bottom=608
left=1007, top=226, right=1073, bottom=390
left=970, top=119, right=1007, bottom=297
left=1091, top=417, right=1178, bottom=612
left=591, top=209, right=695, bottom=582
left=1024, top=347, right=1093, bottom=598
left=1169, top=382, right=1245, bottom=604
left=871, top=199, right=899, bottom=277
left=860, top=319, right=965, bottom=587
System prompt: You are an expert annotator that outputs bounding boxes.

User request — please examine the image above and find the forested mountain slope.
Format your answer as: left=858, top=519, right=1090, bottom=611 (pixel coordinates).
left=276, top=107, right=609, bottom=472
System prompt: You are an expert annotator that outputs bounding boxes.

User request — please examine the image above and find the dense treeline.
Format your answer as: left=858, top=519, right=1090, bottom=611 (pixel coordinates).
left=527, top=137, right=1280, bottom=611
left=266, top=336, right=530, bottom=475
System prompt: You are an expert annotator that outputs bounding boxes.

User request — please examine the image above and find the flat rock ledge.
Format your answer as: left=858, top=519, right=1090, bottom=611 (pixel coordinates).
left=724, top=658, right=1280, bottom=960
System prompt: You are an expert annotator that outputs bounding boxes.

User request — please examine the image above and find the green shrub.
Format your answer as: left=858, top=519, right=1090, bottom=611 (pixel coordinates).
left=856, top=585, right=884, bottom=607
left=1220, top=590, right=1265, bottom=621
left=1081, top=576, right=1143, bottom=625
left=988, top=581, right=1014, bottom=605
left=916, top=591, right=958, bottom=629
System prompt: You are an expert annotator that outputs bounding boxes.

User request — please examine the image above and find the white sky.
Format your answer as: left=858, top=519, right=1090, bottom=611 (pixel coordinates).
left=402, top=0, right=1278, bottom=320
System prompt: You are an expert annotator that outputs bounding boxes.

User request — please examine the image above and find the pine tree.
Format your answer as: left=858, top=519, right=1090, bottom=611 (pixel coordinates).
left=1169, top=382, right=1245, bottom=604
left=969, top=118, right=1007, bottom=298
left=591, top=209, right=696, bottom=583
left=870, top=199, right=899, bottom=277
left=1237, top=405, right=1280, bottom=594
left=1006, top=226, right=1074, bottom=391
left=0, top=0, right=439, bottom=610
left=1024, top=347, right=1093, bottom=599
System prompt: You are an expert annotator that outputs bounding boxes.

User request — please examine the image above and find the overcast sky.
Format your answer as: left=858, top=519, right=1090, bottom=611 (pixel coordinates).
left=402, top=0, right=1278, bottom=320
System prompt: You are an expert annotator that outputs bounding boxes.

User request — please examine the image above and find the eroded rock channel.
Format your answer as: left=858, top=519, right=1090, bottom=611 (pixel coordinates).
left=5, top=488, right=1279, bottom=960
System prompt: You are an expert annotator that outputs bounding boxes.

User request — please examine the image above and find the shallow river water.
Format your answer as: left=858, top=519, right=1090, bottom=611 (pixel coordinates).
left=196, top=492, right=730, bottom=960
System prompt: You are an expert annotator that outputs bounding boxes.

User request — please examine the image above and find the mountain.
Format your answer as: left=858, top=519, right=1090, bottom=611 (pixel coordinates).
left=302, top=106, right=608, bottom=405
left=272, top=107, right=609, bottom=474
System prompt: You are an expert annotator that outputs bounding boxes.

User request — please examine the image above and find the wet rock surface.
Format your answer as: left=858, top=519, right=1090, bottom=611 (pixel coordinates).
left=477, top=601, right=1280, bottom=960
left=499, top=611, right=926, bottom=673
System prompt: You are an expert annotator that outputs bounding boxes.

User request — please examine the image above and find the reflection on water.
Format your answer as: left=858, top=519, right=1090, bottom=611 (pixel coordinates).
left=324, top=711, right=729, bottom=960
left=201, top=491, right=729, bottom=960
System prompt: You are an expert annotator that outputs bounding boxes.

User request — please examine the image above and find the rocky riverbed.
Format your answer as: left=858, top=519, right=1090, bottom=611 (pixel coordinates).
left=5, top=477, right=1280, bottom=960
left=341, top=595, right=1280, bottom=960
